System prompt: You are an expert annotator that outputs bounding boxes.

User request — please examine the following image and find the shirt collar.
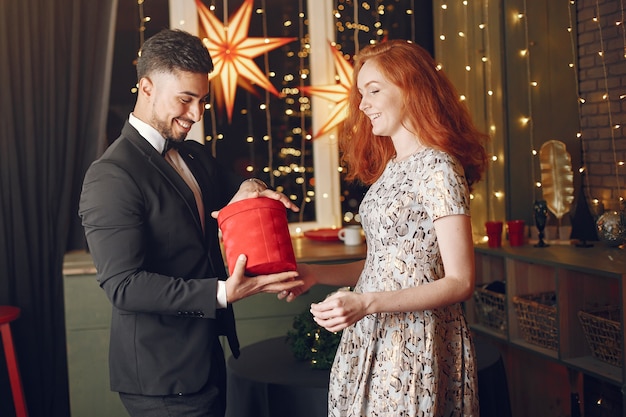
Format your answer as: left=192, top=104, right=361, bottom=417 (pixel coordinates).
left=128, top=113, right=167, bottom=155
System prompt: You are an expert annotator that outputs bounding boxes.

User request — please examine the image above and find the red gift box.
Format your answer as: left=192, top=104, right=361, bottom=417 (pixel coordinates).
left=217, top=198, right=296, bottom=276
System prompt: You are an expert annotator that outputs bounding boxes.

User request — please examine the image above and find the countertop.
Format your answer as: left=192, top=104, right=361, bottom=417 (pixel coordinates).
left=64, top=236, right=367, bottom=276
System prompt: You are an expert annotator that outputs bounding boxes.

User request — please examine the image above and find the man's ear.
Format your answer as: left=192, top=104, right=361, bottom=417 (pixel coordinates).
left=138, top=77, right=154, bottom=98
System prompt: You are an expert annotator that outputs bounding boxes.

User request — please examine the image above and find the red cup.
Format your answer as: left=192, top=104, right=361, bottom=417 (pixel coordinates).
left=507, top=220, right=526, bottom=247
left=485, top=221, right=503, bottom=248
left=217, top=198, right=296, bottom=276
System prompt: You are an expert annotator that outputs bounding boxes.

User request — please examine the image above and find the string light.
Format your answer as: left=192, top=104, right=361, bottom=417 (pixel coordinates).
left=519, top=0, right=539, bottom=200
left=621, top=0, right=626, bottom=58
left=434, top=0, right=506, bottom=236
left=437, top=2, right=447, bottom=69
left=297, top=0, right=310, bottom=220
left=259, top=0, right=275, bottom=188
left=461, top=0, right=470, bottom=105
left=130, top=0, right=152, bottom=96
left=592, top=0, right=624, bottom=206
left=566, top=0, right=593, bottom=212
left=431, top=0, right=622, bottom=236
left=481, top=0, right=503, bottom=221
left=138, top=0, right=149, bottom=49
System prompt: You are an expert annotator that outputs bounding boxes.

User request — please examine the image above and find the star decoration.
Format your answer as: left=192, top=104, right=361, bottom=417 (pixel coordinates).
left=195, top=0, right=296, bottom=122
left=300, top=43, right=354, bottom=138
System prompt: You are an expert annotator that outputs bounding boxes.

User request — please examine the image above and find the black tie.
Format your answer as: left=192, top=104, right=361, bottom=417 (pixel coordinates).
left=162, top=139, right=181, bottom=156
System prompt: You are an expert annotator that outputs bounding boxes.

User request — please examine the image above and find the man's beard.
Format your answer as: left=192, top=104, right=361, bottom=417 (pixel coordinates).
left=151, top=111, right=188, bottom=142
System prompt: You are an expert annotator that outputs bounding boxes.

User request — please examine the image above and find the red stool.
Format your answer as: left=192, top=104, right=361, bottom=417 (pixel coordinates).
left=0, top=306, right=28, bottom=417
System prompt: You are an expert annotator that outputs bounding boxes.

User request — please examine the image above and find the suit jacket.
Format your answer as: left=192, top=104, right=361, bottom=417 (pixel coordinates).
left=79, top=121, right=241, bottom=396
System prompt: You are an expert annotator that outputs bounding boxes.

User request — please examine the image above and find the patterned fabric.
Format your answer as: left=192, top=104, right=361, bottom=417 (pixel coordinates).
left=328, top=148, right=479, bottom=417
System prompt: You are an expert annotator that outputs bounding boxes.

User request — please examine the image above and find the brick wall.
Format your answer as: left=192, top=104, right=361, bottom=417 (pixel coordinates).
left=577, top=0, right=626, bottom=211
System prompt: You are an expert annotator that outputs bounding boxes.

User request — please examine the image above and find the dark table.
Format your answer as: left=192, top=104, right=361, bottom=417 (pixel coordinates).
left=226, top=336, right=511, bottom=417
left=226, top=336, right=329, bottom=417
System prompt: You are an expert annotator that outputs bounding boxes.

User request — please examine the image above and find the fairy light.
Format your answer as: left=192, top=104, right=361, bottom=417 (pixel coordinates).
left=435, top=0, right=505, bottom=232
left=461, top=0, right=470, bottom=102
left=567, top=0, right=593, bottom=210
left=205, top=1, right=224, bottom=155
left=616, top=0, right=626, bottom=179
left=437, top=2, right=448, bottom=69
left=519, top=0, right=540, bottom=200
left=352, top=0, right=360, bottom=52
left=258, top=0, right=276, bottom=188
left=296, top=0, right=310, bottom=219
left=622, top=0, right=626, bottom=58
left=409, top=0, right=416, bottom=41
left=131, top=0, right=152, bottom=96
left=593, top=0, right=624, bottom=205
left=138, top=0, right=148, bottom=48
left=481, top=0, right=503, bottom=221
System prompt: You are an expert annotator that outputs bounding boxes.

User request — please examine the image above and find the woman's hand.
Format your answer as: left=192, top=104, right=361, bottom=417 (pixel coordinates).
left=277, top=263, right=317, bottom=302
left=310, top=289, right=367, bottom=333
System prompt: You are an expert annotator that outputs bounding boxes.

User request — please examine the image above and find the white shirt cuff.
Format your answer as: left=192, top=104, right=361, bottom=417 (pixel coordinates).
left=217, top=280, right=228, bottom=309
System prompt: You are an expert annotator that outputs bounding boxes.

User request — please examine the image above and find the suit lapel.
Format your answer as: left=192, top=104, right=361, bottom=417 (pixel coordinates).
left=123, top=123, right=204, bottom=235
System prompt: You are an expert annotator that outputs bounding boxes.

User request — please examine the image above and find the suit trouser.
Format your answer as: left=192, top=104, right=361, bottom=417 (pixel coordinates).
left=119, top=344, right=227, bottom=417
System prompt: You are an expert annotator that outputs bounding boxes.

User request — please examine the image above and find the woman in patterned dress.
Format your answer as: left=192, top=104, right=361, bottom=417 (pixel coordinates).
left=281, top=40, right=489, bottom=416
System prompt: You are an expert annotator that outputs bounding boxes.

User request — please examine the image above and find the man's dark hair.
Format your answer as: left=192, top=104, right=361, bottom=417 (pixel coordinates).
left=136, top=29, right=213, bottom=79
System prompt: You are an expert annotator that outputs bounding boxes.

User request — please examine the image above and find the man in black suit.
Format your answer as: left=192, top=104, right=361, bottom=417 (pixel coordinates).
left=79, top=29, right=302, bottom=417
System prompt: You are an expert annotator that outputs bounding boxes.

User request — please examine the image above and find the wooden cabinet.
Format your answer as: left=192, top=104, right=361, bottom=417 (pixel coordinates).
left=63, top=253, right=128, bottom=417
left=468, top=244, right=626, bottom=417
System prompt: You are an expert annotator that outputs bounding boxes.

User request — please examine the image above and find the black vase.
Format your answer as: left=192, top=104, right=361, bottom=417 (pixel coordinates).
left=534, top=200, right=549, bottom=248
left=570, top=183, right=597, bottom=247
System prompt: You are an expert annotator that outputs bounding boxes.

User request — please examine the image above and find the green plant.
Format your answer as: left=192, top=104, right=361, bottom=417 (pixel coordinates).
left=286, top=309, right=342, bottom=370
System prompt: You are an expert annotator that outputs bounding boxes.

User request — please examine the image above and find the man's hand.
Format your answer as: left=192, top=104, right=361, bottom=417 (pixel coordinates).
left=225, top=254, right=303, bottom=304
left=211, top=178, right=299, bottom=219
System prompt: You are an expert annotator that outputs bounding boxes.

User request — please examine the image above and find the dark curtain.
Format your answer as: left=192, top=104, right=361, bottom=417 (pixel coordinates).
left=0, top=0, right=117, bottom=415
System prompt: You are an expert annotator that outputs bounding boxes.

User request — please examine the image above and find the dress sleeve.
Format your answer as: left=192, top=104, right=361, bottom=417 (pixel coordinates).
left=421, top=152, right=471, bottom=221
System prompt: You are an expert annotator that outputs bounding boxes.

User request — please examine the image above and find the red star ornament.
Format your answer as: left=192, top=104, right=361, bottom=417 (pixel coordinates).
left=300, top=43, right=354, bottom=138
left=195, top=0, right=296, bottom=122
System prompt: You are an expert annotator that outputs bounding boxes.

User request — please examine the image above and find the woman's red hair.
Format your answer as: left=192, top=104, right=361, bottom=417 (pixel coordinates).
left=339, top=40, right=489, bottom=190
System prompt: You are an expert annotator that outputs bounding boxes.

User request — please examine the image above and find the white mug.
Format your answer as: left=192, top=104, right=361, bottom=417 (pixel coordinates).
left=338, top=226, right=363, bottom=246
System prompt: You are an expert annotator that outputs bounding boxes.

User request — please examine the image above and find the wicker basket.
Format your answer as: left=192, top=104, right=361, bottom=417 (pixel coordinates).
left=473, top=283, right=507, bottom=334
left=512, top=291, right=558, bottom=350
left=578, top=307, right=622, bottom=367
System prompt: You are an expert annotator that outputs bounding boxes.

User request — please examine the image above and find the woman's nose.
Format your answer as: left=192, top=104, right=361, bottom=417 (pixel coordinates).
left=359, top=97, right=369, bottom=111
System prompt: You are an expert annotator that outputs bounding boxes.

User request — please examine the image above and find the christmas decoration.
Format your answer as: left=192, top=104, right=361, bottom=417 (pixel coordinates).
left=195, top=0, right=296, bottom=122
left=286, top=309, right=342, bottom=370
left=300, top=43, right=353, bottom=138
left=539, top=140, right=575, bottom=223
left=596, top=211, right=626, bottom=247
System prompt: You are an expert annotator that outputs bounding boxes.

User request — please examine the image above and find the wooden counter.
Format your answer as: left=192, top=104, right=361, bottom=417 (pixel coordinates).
left=64, top=236, right=367, bottom=275
left=291, top=236, right=366, bottom=264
